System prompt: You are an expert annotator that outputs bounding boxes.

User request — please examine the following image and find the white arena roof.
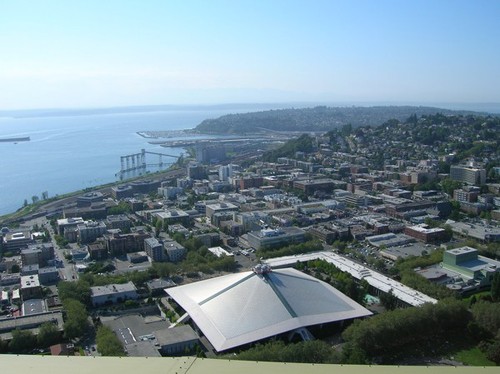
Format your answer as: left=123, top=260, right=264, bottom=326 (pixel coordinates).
left=166, top=267, right=372, bottom=352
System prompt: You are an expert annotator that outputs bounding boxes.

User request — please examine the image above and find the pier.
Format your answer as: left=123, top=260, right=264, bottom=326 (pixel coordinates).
left=116, top=149, right=179, bottom=179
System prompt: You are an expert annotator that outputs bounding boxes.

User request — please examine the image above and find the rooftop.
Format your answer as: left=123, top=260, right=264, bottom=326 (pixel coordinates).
left=264, top=252, right=437, bottom=307
left=91, top=281, right=137, bottom=297
left=166, top=268, right=371, bottom=352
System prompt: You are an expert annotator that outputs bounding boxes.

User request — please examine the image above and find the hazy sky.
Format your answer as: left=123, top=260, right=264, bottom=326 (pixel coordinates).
left=1, top=0, right=499, bottom=110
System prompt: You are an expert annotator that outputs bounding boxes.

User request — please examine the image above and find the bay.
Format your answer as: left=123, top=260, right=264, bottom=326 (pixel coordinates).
left=0, top=107, right=259, bottom=216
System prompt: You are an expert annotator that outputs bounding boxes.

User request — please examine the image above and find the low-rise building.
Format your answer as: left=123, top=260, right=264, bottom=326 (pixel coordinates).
left=20, top=274, right=42, bottom=301
left=2, top=230, right=34, bottom=253
left=164, top=239, right=187, bottom=263
left=106, top=214, right=131, bottom=231
left=208, top=246, right=233, bottom=258
left=21, top=243, right=55, bottom=267
left=404, top=224, right=447, bottom=243
left=154, top=325, right=199, bottom=355
left=56, top=217, right=84, bottom=236
left=77, top=221, right=107, bottom=244
left=87, top=241, right=108, bottom=261
left=442, top=247, right=500, bottom=287
left=38, top=267, right=60, bottom=284
left=292, top=178, right=336, bottom=195
left=205, top=202, right=238, bottom=220
left=104, top=231, right=150, bottom=256
left=90, top=281, right=138, bottom=307
left=246, top=227, right=306, bottom=250
left=144, top=237, right=165, bottom=262
left=446, top=220, right=500, bottom=243
left=153, top=209, right=190, bottom=226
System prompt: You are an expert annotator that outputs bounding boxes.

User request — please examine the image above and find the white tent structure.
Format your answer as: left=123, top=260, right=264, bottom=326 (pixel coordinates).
left=166, top=266, right=372, bottom=352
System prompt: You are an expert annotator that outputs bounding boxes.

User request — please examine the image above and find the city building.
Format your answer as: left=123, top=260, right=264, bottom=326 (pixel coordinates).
left=205, top=202, right=238, bottom=220
left=90, top=281, right=139, bottom=307
left=77, top=221, right=108, bottom=244
left=453, top=187, right=480, bottom=203
left=404, top=224, right=448, bottom=243
left=76, top=191, right=104, bottom=207
left=164, top=238, right=187, bottom=263
left=21, top=243, right=55, bottom=267
left=450, top=165, right=486, bottom=185
left=292, top=178, right=336, bottom=195
left=442, top=247, right=500, bottom=287
left=187, top=162, right=207, bottom=180
left=104, top=231, right=150, bottom=256
left=219, top=164, right=235, bottom=181
left=112, top=185, right=134, bottom=199
left=144, top=237, right=165, bottom=262
left=20, top=274, right=43, bottom=300
left=38, top=266, right=60, bottom=284
left=87, top=241, right=108, bottom=261
left=2, top=230, right=34, bottom=252
left=446, top=220, right=500, bottom=243
left=106, top=214, right=132, bottom=231
left=153, top=209, right=190, bottom=226
left=56, top=217, right=84, bottom=236
left=207, top=246, right=233, bottom=258
left=246, top=227, right=306, bottom=250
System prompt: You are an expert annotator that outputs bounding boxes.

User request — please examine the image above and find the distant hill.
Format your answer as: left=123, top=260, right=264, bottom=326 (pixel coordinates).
left=194, top=106, right=484, bottom=134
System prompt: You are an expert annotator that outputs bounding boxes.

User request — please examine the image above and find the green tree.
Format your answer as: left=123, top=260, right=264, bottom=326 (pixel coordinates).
left=10, top=264, right=20, bottom=273
left=96, top=326, right=125, bottom=356
left=63, top=299, right=89, bottom=339
left=379, top=290, right=399, bottom=310
left=9, top=329, right=37, bottom=353
left=492, top=273, right=500, bottom=302
left=37, top=322, right=61, bottom=348
left=58, top=280, right=91, bottom=306
left=471, top=301, right=500, bottom=336
left=441, top=178, right=462, bottom=196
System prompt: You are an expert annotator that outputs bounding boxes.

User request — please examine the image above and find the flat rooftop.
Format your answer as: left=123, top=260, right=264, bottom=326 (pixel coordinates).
left=91, top=281, right=136, bottom=297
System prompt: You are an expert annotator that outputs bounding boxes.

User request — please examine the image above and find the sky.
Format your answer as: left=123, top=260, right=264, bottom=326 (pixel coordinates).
left=0, top=0, right=499, bottom=110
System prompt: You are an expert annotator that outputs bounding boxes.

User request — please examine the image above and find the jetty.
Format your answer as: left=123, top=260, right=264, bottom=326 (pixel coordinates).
left=0, top=136, right=30, bottom=143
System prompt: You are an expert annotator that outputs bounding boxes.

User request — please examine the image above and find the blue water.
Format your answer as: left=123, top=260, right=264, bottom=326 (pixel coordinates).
left=0, top=108, right=254, bottom=215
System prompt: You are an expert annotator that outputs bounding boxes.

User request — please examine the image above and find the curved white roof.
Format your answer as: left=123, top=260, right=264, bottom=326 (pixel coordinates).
left=166, top=268, right=372, bottom=352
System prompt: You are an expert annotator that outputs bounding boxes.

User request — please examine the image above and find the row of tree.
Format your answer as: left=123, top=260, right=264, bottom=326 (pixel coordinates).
left=256, top=239, right=323, bottom=259
left=0, top=323, right=61, bottom=354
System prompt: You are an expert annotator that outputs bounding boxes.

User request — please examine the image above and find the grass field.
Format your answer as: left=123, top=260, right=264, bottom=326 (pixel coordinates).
left=453, top=347, right=495, bottom=366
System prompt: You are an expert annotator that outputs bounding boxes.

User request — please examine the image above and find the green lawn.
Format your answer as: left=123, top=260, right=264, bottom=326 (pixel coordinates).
left=454, top=347, right=496, bottom=366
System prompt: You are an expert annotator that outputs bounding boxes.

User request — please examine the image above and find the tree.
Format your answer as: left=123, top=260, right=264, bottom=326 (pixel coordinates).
left=379, top=289, right=399, bottom=310
left=9, top=329, right=37, bottom=353
left=58, top=280, right=91, bottom=305
left=10, top=264, right=20, bottom=274
left=63, top=299, right=89, bottom=339
left=441, top=178, right=462, bottom=196
left=37, top=322, right=61, bottom=348
left=31, top=195, right=39, bottom=204
left=491, top=273, right=500, bottom=302
left=96, top=326, right=124, bottom=356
